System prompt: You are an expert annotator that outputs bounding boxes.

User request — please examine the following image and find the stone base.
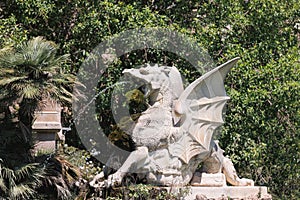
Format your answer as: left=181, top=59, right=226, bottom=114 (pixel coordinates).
left=167, top=186, right=272, bottom=200
left=34, top=132, right=56, bottom=151
left=191, top=172, right=226, bottom=187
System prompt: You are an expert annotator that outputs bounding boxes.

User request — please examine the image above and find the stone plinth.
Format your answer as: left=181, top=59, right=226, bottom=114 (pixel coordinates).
left=32, top=98, right=62, bottom=151
left=32, top=100, right=62, bottom=131
left=167, top=186, right=272, bottom=200
left=191, top=172, right=226, bottom=187
left=34, top=132, right=56, bottom=151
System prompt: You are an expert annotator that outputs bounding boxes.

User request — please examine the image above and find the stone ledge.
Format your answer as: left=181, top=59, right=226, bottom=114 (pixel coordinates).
left=32, top=122, right=62, bottom=130
left=167, top=186, right=271, bottom=200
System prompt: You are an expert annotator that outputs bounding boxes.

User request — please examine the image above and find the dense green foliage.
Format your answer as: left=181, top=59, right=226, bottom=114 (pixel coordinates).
left=0, top=0, right=299, bottom=199
left=223, top=48, right=299, bottom=198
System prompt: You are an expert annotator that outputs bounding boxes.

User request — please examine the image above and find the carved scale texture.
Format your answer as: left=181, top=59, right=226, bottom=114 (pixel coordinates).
left=132, top=104, right=173, bottom=151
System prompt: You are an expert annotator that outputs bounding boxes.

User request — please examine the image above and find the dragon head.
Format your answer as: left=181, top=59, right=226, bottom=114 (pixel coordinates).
left=123, top=64, right=170, bottom=91
left=123, top=64, right=184, bottom=108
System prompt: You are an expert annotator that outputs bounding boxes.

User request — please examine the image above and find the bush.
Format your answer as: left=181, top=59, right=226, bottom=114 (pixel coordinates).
left=221, top=47, right=300, bottom=198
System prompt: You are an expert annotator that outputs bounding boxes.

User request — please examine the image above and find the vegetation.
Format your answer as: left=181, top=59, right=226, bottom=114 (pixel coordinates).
left=0, top=0, right=299, bottom=199
left=0, top=161, right=45, bottom=200
left=0, top=36, right=81, bottom=199
left=0, top=36, right=77, bottom=128
left=103, top=184, right=191, bottom=200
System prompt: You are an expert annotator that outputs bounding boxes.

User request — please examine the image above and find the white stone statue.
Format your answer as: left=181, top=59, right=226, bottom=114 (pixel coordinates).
left=90, top=58, right=254, bottom=188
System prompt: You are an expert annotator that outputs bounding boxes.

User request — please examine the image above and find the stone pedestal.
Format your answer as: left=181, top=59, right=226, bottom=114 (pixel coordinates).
left=32, top=99, right=62, bottom=152
left=191, top=172, right=226, bottom=187
left=167, top=186, right=272, bottom=200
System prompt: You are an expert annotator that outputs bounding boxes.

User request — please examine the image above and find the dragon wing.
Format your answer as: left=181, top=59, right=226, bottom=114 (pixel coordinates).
left=169, top=57, right=239, bottom=164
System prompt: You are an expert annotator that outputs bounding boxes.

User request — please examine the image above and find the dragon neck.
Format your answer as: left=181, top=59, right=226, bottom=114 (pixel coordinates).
left=150, top=84, right=173, bottom=109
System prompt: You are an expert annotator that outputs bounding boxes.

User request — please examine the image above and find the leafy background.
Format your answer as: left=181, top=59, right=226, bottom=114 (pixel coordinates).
left=0, top=0, right=299, bottom=199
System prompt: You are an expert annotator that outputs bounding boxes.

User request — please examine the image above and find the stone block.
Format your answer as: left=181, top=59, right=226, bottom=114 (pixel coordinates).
left=166, top=186, right=271, bottom=200
left=184, top=186, right=271, bottom=200
left=34, top=132, right=56, bottom=151
left=191, top=172, right=226, bottom=187
left=32, top=99, right=61, bottom=131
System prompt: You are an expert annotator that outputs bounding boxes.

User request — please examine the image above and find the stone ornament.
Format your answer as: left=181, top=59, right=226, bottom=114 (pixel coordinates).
left=91, top=58, right=254, bottom=188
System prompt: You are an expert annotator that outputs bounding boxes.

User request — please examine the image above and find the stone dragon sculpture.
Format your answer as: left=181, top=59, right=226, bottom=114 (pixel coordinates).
left=91, top=58, right=254, bottom=188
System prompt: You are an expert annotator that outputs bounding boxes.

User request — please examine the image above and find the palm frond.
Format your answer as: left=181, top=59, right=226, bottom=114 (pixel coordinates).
left=0, top=162, right=45, bottom=200
left=0, top=37, right=78, bottom=104
left=0, top=163, right=8, bottom=193
left=52, top=77, right=71, bottom=84
left=0, top=177, right=8, bottom=192
left=19, top=84, right=40, bottom=99
left=0, top=68, right=17, bottom=76
left=1, top=164, right=16, bottom=181
left=0, top=76, right=27, bottom=86
left=59, top=87, right=74, bottom=101
left=39, top=156, right=81, bottom=200
left=14, top=163, right=39, bottom=181
left=0, top=36, right=83, bottom=143
left=10, top=183, right=35, bottom=200
left=55, top=184, right=72, bottom=200
left=0, top=45, right=13, bottom=56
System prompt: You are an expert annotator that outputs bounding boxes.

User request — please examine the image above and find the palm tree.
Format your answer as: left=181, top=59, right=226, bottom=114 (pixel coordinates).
left=0, top=36, right=77, bottom=129
left=0, top=160, right=45, bottom=200
left=0, top=37, right=82, bottom=199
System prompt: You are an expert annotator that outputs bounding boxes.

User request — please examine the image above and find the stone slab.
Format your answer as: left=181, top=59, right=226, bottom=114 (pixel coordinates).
left=191, top=172, right=226, bottom=187
left=167, top=186, right=271, bottom=200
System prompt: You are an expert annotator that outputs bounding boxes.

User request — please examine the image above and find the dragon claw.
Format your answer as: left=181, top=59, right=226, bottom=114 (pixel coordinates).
left=106, top=173, right=123, bottom=187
